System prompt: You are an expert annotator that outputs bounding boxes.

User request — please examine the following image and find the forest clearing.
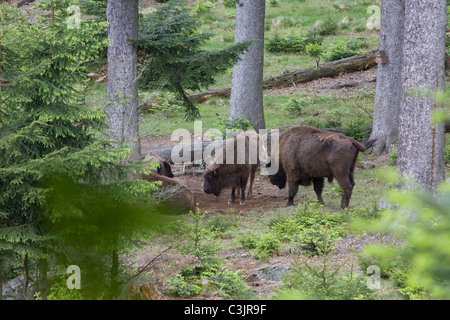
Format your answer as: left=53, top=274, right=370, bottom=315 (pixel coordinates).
left=0, top=0, right=449, bottom=304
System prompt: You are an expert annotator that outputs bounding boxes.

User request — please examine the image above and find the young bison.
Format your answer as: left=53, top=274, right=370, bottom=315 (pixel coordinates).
left=268, top=126, right=375, bottom=209
left=203, top=130, right=261, bottom=205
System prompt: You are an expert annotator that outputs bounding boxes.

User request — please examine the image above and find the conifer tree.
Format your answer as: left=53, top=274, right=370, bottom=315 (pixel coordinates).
left=0, top=0, right=164, bottom=299
left=131, top=0, right=253, bottom=121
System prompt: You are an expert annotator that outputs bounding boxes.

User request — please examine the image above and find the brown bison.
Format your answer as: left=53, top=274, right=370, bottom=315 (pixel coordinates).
left=268, top=126, right=375, bottom=209
left=143, top=172, right=196, bottom=214
left=144, top=153, right=174, bottom=178
left=203, top=130, right=261, bottom=205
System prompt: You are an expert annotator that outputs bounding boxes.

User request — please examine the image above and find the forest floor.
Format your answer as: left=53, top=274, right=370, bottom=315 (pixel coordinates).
left=135, top=67, right=401, bottom=300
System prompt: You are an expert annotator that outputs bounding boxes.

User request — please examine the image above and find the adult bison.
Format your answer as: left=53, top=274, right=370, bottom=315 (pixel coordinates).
left=203, top=130, right=262, bottom=205
left=268, top=126, right=375, bottom=209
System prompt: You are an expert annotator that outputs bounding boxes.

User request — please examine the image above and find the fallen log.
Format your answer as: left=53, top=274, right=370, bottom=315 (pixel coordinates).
left=262, top=50, right=378, bottom=89
left=139, top=50, right=378, bottom=109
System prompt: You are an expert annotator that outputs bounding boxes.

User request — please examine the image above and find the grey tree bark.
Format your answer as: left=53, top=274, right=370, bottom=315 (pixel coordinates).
left=228, top=0, right=266, bottom=131
left=105, top=0, right=140, bottom=163
left=397, top=0, right=447, bottom=191
left=370, top=0, right=404, bottom=155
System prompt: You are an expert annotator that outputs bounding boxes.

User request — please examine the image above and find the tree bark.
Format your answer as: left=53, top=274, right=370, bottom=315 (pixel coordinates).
left=370, top=0, right=404, bottom=155
left=105, top=0, right=140, bottom=163
left=397, top=0, right=446, bottom=191
left=228, top=0, right=266, bottom=131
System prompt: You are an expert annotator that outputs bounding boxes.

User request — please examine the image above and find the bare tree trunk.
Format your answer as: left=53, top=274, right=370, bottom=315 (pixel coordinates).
left=105, top=0, right=140, bottom=163
left=228, top=0, right=266, bottom=131
left=370, top=0, right=404, bottom=155
left=397, top=0, right=446, bottom=191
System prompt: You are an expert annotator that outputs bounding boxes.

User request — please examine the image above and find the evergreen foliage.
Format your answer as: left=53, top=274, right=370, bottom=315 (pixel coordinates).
left=0, top=0, right=164, bottom=299
left=131, top=0, right=253, bottom=121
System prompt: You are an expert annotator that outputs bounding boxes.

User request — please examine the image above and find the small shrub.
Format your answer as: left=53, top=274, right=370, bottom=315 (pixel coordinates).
left=166, top=274, right=202, bottom=298
left=266, top=33, right=307, bottom=53
left=277, top=256, right=376, bottom=300
left=194, top=0, right=214, bottom=13
left=282, top=97, right=311, bottom=116
left=223, top=0, right=235, bottom=8
left=252, top=233, right=282, bottom=261
left=217, top=116, right=253, bottom=139
left=206, top=214, right=240, bottom=238
left=323, top=38, right=365, bottom=62
left=204, top=269, right=253, bottom=299
left=236, top=233, right=258, bottom=249
left=305, top=42, right=324, bottom=68
left=317, top=17, right=338, bottom=36
left=341, top=116, right=372, bottom=141
left=388, top=147, right=397, bottom=165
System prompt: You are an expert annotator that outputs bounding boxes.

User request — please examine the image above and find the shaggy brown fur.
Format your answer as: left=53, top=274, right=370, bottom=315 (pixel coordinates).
left=143, top=172, right=196, bottom=214
left=203, top=130, right=261, bottom=205
left=268, top=126, right=375, bottom=209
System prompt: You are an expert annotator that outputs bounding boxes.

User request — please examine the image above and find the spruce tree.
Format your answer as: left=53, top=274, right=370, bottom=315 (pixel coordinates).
left=0, top=1, right=165, bottom=299
left=131, top=0, right=253, bottom=121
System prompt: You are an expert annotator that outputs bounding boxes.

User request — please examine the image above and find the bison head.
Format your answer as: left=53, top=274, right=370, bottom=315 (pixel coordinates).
left=203, top=167, right=221, bottom=196
left=268, top=166, right=287, bottom=189
left=160, top=160, right=174, bottom=178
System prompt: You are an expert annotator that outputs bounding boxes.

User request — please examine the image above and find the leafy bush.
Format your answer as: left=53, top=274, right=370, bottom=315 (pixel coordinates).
left=323, top=38, right=365, bottom=62
left=282, top=97, right=312, bottom=116
left=341, top=116, right=372, bottom=141
left=203, top=269, right=253, bottom=299
left=217, top=116, right=254, bottom=139
left=236, top=233, right=259, bottom=249
left=271, top=202, right=347, bottom=256
left=252, top=233, right=282, bottom=262
left=277, top=256, right=376, bottom=300
left=206, top=214, right=240, bottom=238
left=266, top=33, right=321, bottom=54
left=317, top=17, right=339, bottom=36
left=166, top=274, right=202, bottom=298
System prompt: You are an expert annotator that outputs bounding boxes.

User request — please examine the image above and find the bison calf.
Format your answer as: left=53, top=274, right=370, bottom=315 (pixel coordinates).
left=203, top=130, right=261, bottom=205
left=268, top=126, right=375, bottom=209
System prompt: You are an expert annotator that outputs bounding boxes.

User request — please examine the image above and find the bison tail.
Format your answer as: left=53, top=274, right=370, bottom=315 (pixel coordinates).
left=362, top=138, right=377, bottom=151
left=352, top=138, right=377, bottom=152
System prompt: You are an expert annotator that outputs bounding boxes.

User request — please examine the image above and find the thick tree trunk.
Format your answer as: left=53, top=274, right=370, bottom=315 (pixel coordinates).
left=370, top=0, right=404, bottom=155
left=228, top=0, right=266, bottom=131
left=105, top=0, right=140, bottom=163
left=397, top=0, right=446, bottom=191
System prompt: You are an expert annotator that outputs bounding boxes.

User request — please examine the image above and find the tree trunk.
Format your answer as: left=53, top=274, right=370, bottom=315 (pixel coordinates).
left=38, top=258, right=49, bottom=300
left=397, top=0, right=446, bottom=191
left=228, top=0, right=266, bottom=131
left=370, top=0, right=404, bottom=155
left=105, top=0, right=140, bottom=163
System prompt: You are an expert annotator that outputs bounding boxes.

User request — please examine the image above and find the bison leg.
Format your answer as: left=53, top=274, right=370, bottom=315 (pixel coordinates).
left=228, top=187, right=236, bottom=204
left=246, top=166, right=257, bottom=198
left=313, top=177, right=325, bottom=205
left=286, top=180, right=299, bottom=206
left=335, top=175, right=354, bottom=209
left=239, top=176, right=249, bottom=205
